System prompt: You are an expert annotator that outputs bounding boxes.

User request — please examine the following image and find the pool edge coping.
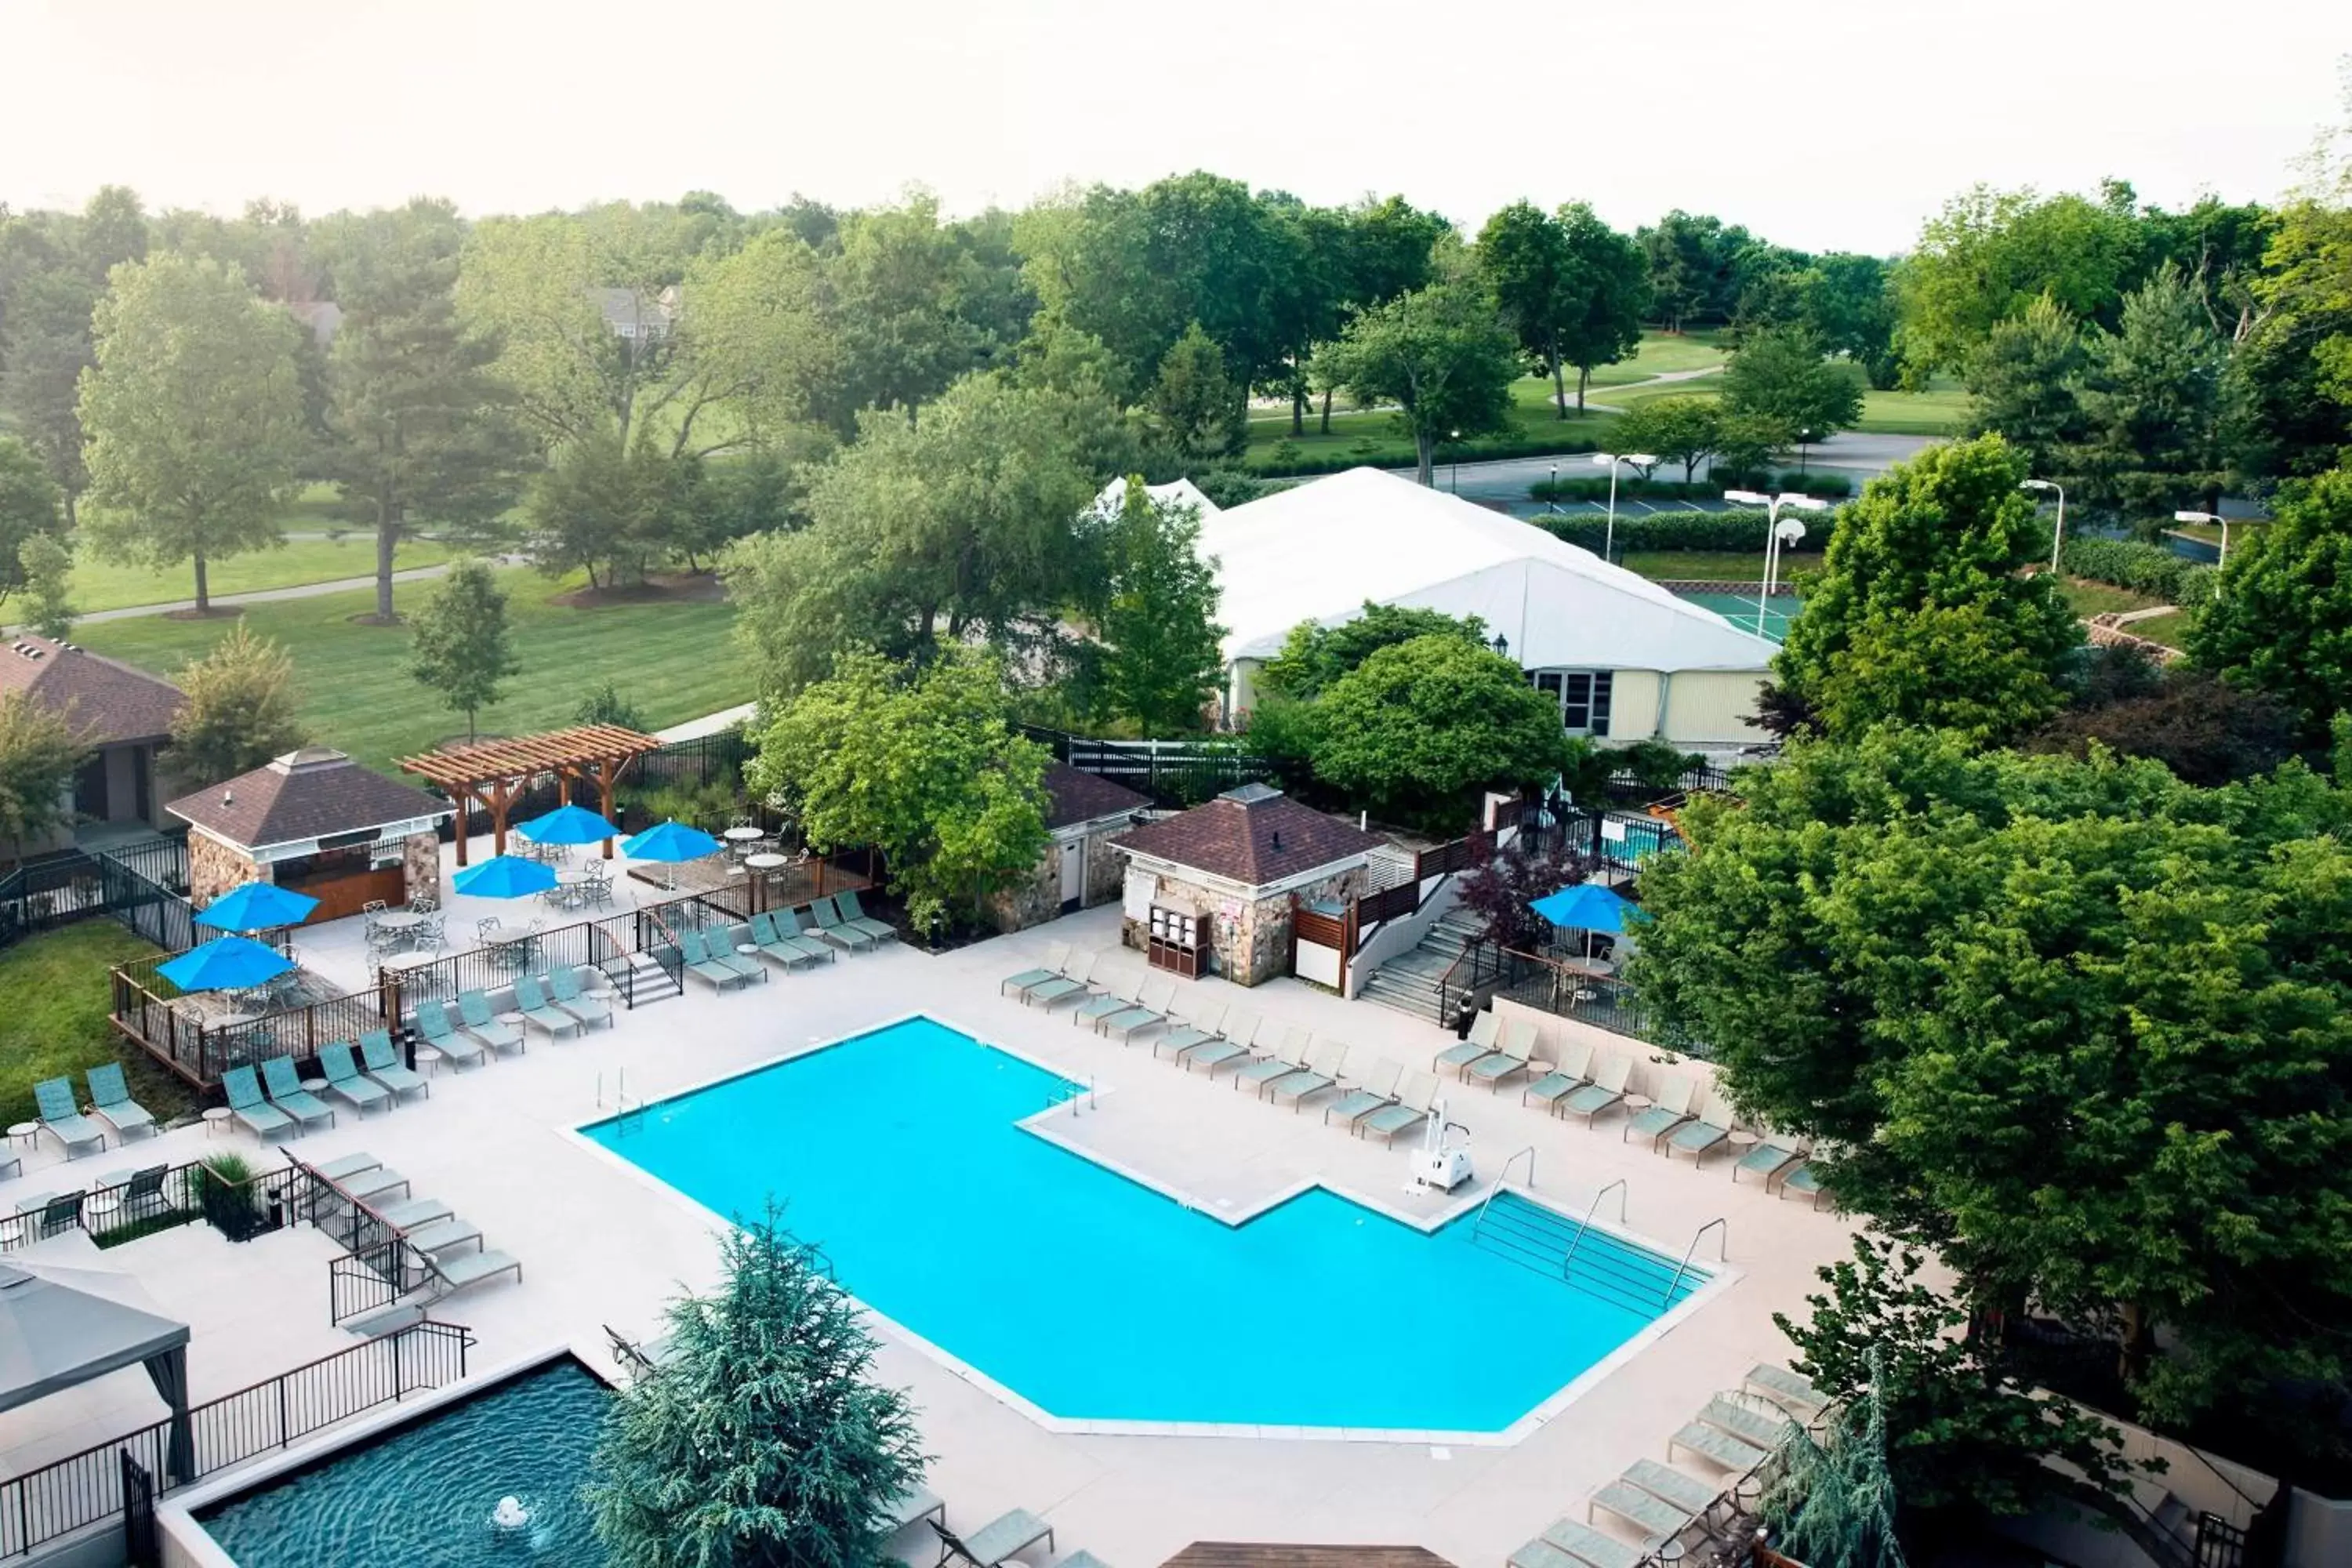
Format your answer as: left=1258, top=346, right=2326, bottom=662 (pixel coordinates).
left=559, top=1007, right=1744, bottom=1449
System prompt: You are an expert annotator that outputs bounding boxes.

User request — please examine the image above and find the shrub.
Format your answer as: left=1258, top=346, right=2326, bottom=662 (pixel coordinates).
left=1249, top=431, right=1601, bottom=476
left=2059, top=538, right=2216, bottom=608
left=1537, top=508, right=1833, bottom=556
left=1528, top=476, right=1726, bottom=504
left=1777, top=470, right=1853, bottom=498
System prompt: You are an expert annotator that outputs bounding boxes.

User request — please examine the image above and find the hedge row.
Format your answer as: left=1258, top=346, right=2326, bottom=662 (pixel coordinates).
left=1534, top=508, right=1837, bottom=555
left=1530, top=470, right=1856, bottom=503
left=1248, top=431, right=1602, bottom=476
left=2060, top=537, right=2217, bottom=608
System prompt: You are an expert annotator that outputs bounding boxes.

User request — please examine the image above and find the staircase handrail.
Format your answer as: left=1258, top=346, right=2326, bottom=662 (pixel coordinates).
left=1559, top=1178, right=1628, bottom=1283
left=1470, top=1145, right=1538, bottom=1238
left=1664, top=1217, right=1726, bottom=1303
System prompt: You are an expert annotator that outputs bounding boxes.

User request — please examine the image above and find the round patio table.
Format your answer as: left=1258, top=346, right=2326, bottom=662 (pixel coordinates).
left=743, top=852, right=789, bottom=873
left=722, top=826, right=766, bottom=845
left=379, top=950, right=437, bottom=975
left=5, top=1123, right=34, bottom=1150
left=374, top=911, right=426, bottom=935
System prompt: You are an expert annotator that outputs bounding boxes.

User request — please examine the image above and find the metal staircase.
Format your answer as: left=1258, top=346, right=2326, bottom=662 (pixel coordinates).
left=1359, top=909, right=1485, bottom=1022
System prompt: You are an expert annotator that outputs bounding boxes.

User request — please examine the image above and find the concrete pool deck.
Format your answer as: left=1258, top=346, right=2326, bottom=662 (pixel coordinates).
left=4, top=903, right=1860, bottom=1568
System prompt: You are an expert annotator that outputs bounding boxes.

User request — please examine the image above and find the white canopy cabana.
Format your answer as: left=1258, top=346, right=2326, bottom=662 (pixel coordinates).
left=0, top=1257, right=194, bottom=1481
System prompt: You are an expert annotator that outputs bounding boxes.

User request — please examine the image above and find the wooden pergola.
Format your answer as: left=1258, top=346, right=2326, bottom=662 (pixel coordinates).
left=397, top=724, right=662, bottom=866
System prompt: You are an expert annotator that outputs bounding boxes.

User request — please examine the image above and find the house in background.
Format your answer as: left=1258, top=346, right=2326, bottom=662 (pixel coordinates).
left=169, top=747, right=453, bottom=920
left=990, top=763, right=1151, bottom=932
left=0, top=634, right=186, bottom=855
left=1198, top=466, right=1779, bottom=750
left=591, top=286, right=678, bottom=341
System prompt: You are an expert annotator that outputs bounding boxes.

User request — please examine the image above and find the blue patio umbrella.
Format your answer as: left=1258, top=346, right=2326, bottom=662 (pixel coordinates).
left=1529, top=882, right=1634, bottom=934
left=622, top=818, right=724, bottom=891
left=194, top=881, right=320, bottom=933
left=452, top=854, right=558, bottom=899
left=157, top=935, right=296, bottom=993
left=517, top=803, right=620, bottom=845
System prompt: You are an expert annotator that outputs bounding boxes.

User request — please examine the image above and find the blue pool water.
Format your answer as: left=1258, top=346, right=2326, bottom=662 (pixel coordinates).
left=587, top=1017, right=1700, bottom=1432
left=195, top=1358, right=608, bottom=1566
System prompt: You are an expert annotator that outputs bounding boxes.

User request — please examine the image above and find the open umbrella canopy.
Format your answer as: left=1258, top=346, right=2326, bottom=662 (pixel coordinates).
left=622, top=819, right=722, bottom=863
left=157, top=936, right=296, bottom=993
left=1530, top=882, right=1635, bottom=934
left=453, top=854, right=557, bottom=899
left=194, top=881, right=320, bottom=933
left=0, top=1257, right=188, bottom=1415
left=517, top=804, right=619, bottom=845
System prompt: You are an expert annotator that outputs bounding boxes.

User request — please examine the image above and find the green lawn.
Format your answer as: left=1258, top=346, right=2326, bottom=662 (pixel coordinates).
left=2057, top=579, right=2166, bottom=619
left=2129, top=611, right=2190, bottom=648
left=68, top=534, right=459, bottom=615
left=0, top=922, right=194, bottom=1130
left=74, top=566, right=751, bottom=774
left=1619, top=549, right=1776, bottom=580
left=1856, top=383, right=1969, bottom=437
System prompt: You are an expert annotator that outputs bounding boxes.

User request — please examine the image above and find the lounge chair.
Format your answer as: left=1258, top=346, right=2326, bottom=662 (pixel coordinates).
left=674, top=928, right=748, bottom=992
left=317, top=1042, right=392, bottom=1115
left=1465, top=1018, right=1542, bottom=1089
left=1534, top=1518, right=1644, bottom=1568
left=32, top=1077, right=105, bottom=1158
left=806, top=896, right=876, bottom=952
left=1268, top=1040, right=1350, bottom=1109
left=1522, top=1040, right=1595, bottom=1113
left=511, top=975, right=584, bottom=1039
left=1664, top=1093, right=1737, bottom=1164
left=1180, top=1011, right=1262, bottom=1073
left=16, top=1189, right=85, bottom=1240
left=832, top=889, right=898, bottom=944
left=1232, top=1026, right=1312, bottom=1093
left=405, top=1214, right=484, bottom=1256
left=1733, top=1131, right=1804, bottom=1185
left=929, top=1508, right=1054, bottom=1568
left=887, top=1484, right=946, bottom=1533
left=547, top=967, right=618, bottom=1028
left=429, top=1248, right=523, bottom=1295
left=1323, top=1058, right=1403, bottom=1127
left=333, top=1163, right=412, bottom=1205
left=412, top=1003, right=488, bottom=1070
left=85, top=1064, right=154, bottom=1141
left=359, top=1030, right=431, bottom=1099
left=713, top=924, right=771, bottom=984
left=310, top=1152, right=383, bottom=1184
left=1098, top=977, right=1177, bottom=1044
left=1559, top=1055, right=1632, bottom=1124
left=1746, top=1363, right=1827, bottom=1417
left=111, top=1164, right=171, bottom=1224
left=1623, top=1075, right=1697, bottom=1145
left=746, top=911, right=822, bottom=970
left=1072, top=972, right=1142, bottom=1029
left=1022, top=950, right=1096, bottom=1008
left=375, top=1195, right=452, bottom=1229
left=220, top=1065, right=293, bottom=1138
left=0, top=1153, right=19, bottom=1182
left=1668, top=1420, right=1766, bottom=1472
left=1360, top=1069, right=1439, bottom=1143
left=1000, top=941, right=1072, bottom=997
left=1622, top=1457, right=1722, bottom=1523
left=1504, top=1537, right=1583, bottom=1568
left=770, top=906, right=840, bottom=963
left=456, top=989, right=528, bottom=1054
left=1774, top=1160, right=1829, bottom=1208
left=260, top=1056, right=337, bottom=1132
left=1435, top=1010, right=1501, bottom=1076
left=1700, top=1392, right=1801, bottom=1454
left=1151, top=1002, right=1225, bottom=1061
left=1588, top=1477, right=1693, bottom=1549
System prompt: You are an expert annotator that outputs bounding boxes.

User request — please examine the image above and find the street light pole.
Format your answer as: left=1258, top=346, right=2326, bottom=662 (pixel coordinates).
left=2022, top=478, right=2067, bottom=572
left=1592, top=452, right=1658, bottom=562
left=2176, top=509, right=2230, bottom=579
left=1726, top=488, right=1827, bottom=637
left=1548, top=462, right=1559, bottom=514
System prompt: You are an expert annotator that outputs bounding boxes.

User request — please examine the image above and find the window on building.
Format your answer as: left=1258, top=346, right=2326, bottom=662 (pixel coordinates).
left=1529, top=670, right=1614, bottom=735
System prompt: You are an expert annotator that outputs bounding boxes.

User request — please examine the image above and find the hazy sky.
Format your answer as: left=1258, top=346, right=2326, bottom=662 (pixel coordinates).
left=5, top=0, right=2343, bottom=253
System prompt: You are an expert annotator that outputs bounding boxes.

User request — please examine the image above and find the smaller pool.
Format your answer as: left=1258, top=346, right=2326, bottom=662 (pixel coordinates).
left=193, top=1357, right=610, bottom=1567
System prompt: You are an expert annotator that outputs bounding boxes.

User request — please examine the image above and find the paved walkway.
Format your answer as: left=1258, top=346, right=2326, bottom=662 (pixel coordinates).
left=2, top=562, right=461, bottom=633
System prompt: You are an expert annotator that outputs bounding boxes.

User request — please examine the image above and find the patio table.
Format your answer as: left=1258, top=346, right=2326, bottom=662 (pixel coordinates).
left=374, top=911, right=426, bottom=938
left=484, top=929, right=539, bottom=970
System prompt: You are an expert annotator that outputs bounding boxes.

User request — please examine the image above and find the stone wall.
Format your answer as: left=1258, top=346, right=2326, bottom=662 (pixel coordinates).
left=399, top=831, right=442, bottom=906
left=1080, top=824, right=1125, bottom=906
left=1120, top=861, right=1373, bottom=987
left=988, top=840, right=1063, bottom=934
left=187, top=831, right=262, bottom=908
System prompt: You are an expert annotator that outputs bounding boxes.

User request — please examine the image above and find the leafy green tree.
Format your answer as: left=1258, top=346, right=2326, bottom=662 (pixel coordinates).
left=1721, top=326, right=1864, bottom=441
left=525, top=431, right=683, bottom=590
left=1796, top=252, right=1902, bottom=387
left=1311, top=634, right=1565, bottom=829
left=0, top=435, right=65, bottom=614
left=1258, top=601, right=1490, bottom=700
left=315, top=198, right=532, bottom=622
left=15, top=534, right=74, bottom=641
left=2027, top=662, right=2296, bottom=786
left=1145, top=323, right=1245, bottom=463
left=1635, top=210, right=1752, bottom=332
left=1477, top=201, right=1579, bottom=416
left=1606, top=396, right=1722, bottom=483
left=749, top=649, right=1050, bottom=935
left=2187, top=466, right=2352, bottom=744
left=77, top=254, right=305, bottom=612
left=2239, top=198, right=2352, bottom=481
left=826, top=192, right=986, bottom=424
left=164, top=622, right=307, bottom=788
left=680, top=229, right=837, bottom=444
left=575, top=681, right=648, bottom=732
left=1319, top=268, right=1520, bottom=485
left=1964, top=293, right=2089, bottom=474
left=0, top=691, right=88, bottom=864
left=1894, top=184, right=2142, bottom=379
left=407, top=557, right=519, bottom=742
left=2074, top=264, right=2232, bottom=517
left=1555, top=203, right=1650, bottom=412
left=0, top=267, right=100, bottom=518
left=1096, top=478, right=1225, bottom=733
left=1775, top=436, right=2081, bottom=742
left=586, top=1206, right=927, bottom=1568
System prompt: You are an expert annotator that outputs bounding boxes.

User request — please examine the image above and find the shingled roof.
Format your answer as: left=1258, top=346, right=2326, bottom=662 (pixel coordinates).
left=1043, top=763, right=1150, bottom=831
left=1111, top=782, right=1385, bottom=888
left=0, top=635, right=184, bottom=747
left=167, top=747, right=452, bottom=851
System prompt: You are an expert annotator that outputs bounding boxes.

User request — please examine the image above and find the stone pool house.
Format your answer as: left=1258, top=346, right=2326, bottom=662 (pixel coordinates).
left=167, top=747, right=455, bottom=922
left=1110, top=782, right=1386, bottom=986
left=990, top=763, right=1152, bottom=932
left=0, top=633, right=187, bottom=855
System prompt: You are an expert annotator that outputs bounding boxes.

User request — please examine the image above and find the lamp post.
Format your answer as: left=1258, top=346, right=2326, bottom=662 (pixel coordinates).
left=1547, top=462, right=1559, bottom=514
left=2022, top=478, right=2067, bottom=572
left=1725, top=488, right=1827, bottom=636
left=2176, top=509, right=2229, bottom=573
left=1449, top=430, right=1461, bottom=493
left=1592, top=451, right=1658, bottom=562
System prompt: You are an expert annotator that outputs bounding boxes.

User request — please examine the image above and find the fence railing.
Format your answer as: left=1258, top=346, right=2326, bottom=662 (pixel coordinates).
left=0, top=1319, right=472, bottom=1558
left=1439, top=938, right=1709, bottom=1058
left=0, top=1156, right=298, bottom=1254
left=0, top=836, right=192, bottom=955
left=1020, top=725, right=1275, bottom=806
left=110, top=965, right=387, bottom=1090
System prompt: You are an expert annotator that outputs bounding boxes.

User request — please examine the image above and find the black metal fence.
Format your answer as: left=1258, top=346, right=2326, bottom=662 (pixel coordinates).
left=0, top=1319, right=472, bottom=1558
left=111, top=964, right=389, bottom=1090
left=0, top=1156, right=296, bottom=1254
left=0, top=835, right=193, bottom=955
left=1436, top=936, right=1709, bottom=1058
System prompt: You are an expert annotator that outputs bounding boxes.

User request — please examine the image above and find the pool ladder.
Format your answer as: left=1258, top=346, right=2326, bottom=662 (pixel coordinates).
left=597, top=1070, right=648, bottom=1134
left=1050, top=1077, right=1097, bottom=1116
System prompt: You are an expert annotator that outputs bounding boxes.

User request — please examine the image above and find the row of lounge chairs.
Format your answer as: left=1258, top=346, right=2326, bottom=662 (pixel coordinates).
left=24, top=1065, right=153, bottom=1159
left=1509, top=1366, right=1826, bottom=1568
left=409, top=971, right=616, bottom=1067
left=675, top=896, right=895, bottom=993
left=303, top=1150, right=521, bottom=1305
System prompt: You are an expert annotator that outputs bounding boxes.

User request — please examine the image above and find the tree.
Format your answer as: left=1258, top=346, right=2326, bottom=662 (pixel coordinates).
left=0, top=267, right=100, bottom=518
left=2239, top=197, right=2352, bottom=481
left=1095, top=477, right=1225, bottom=733
left=1319, top=270, right=1520, bottom=486
left=1555, top=202, right=1650, bottom=413
left=2187, top=466, right=2352, bottom=744
left=0, top=691, right=87, bottom=866
left=1258, top=601, right=1490, bottom=700
left=525, top=431, right=683, bottom=590
left=165, top=623, right=307, bottom=788
left=1145, top=323, right=1245, bottom=463
left=1894, top=185, right=2142, bottom=379
left=1720, top=326, right=1864, bottom=441
left=1476, top=201, right=1578, bottom=416
left=1635, top=211, right=1751, bottom=332
left=407, top=557, right=519, bottom=742
left=1774, top=436, right=2082, bottom=742
left=1454, top=828, right=1601, bottom=950
left=586, top=1207, right=927, bottom=1568
left=1606, top=396, right=1722, bottom=483
left=15, top=534, right=73, bottom=641
left=1762, top=1348, right=1909, bottom=1568
left=0, top=435, right=64, bottom=613
left=575, top=681, right=647, bottom=732
left=825, top=192, right=988, bottom=423
left=2026, top=661, right=2296, bottom=786
left=748, top=649, right=1050, bottom=935
left=2074, top=264, right=2233, bottom=517
left=1964, top=293, right=2089, bottom=475
left=76, top=255, right=305, bottom=612
left=1311, top=635, right=1567, bottom=829
left=314, top=199, right=532, bottom=621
